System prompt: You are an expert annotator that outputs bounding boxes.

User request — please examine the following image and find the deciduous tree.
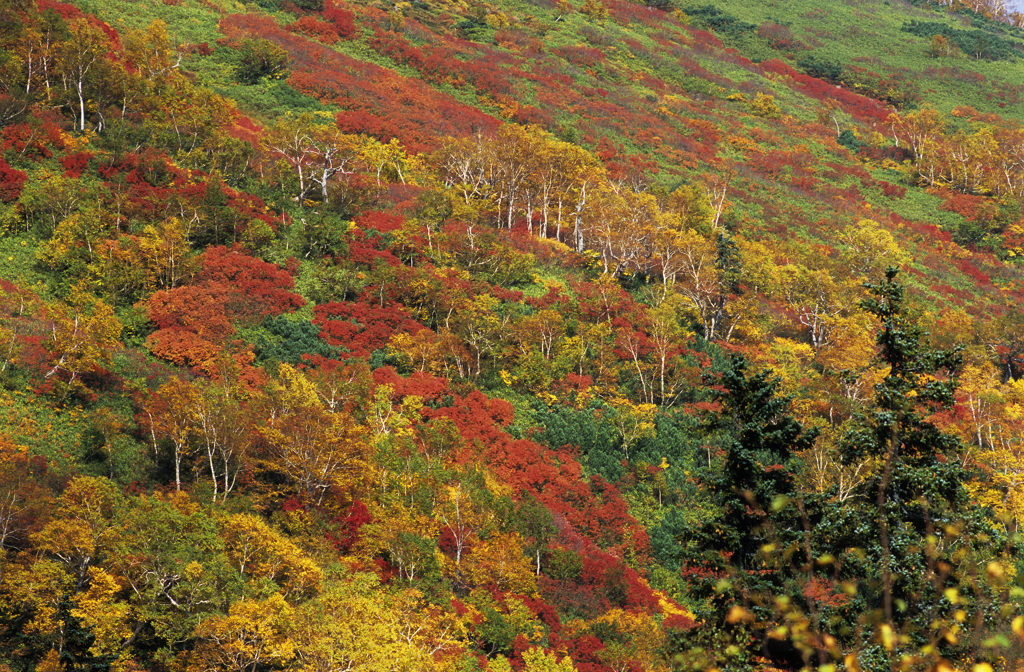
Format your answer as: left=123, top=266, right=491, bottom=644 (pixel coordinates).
left=57, top=19, right=110, bottom=131
left=32, top=476, right=120, bottom=591
left=110, top=491, right=232, bottom=651
left=190, top=593, right=296, bottom=672
left=220, top=513, right=322, bottom=599
left=292, top=572, right=436, bottom=672
left=264, top=113, right=360, bottom=203
left=261, top=364, right=368, bottom=504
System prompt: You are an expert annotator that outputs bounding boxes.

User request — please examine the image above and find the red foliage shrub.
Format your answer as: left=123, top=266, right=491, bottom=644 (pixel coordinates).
left=327, top=498, right=372, bottom=553
left=348, top=235, right=401, bottom=268
left=525, top=67, right=573, bottom=88
left=426, top=390, right=515, bottom=439
left=562, top=634, right=610, bottom=672
left=354, top=210, right=405, bottom=234
left=59, top=152, right=93, bottom=178
left=146, top=283, right=235, bottom=336
left=367, top=29, right=424, bottom=68
left=758, top=22, right=802, bottom=50
left=494, top=28, right=534, bottom=51
left=227, top=111, right=262, bottom=145
left=315, top=301, right=426, bottom=359
left=747, top=153, right=786, bottom=179
left=510, top=104, right=554, bottom=127
left=802, top=576, right=851, bottom=609
left=604, top=0, right=665, bottom=27
left=518, top=595, right=562, bottom=635
left=0, top=158, right=28, bottom=202
left=489, top=285, right=525, bottom=303
left=939, top=191, right=989, bottom=221
left=684, top=118, right=721, bottom=146
left=552, top=374, right=593, bottom=401
left=145, top=249, right=303, bottom=366
left=288, top=15, right=339, bottom=44
left=182, top=42, right=215, bottom=56
left=688, top=27, right=723, bottom=50
left=144, top=327, right=222, bottom=367
left=88, top=15, right=120, bottom=46
left=954, top=258, right=990, bottom=285
left=372, top=366, right=449, bottom=401
left=218, top=13, right=500, bottom=152
left=199, top=246, right=305, bottom=322
left=323, top=0, right=357, bottom=38
left=663, top=611, right=697, bottom=631
left=1, top=119, right=66, bottom=159
left=552, top=45, right=605, bottom=68
left=882, top=182, right=907, bottom=199
left=35, top=0, right=82, bottom=19
left=931, top=283, right=967, bottom=308
left=792, top=175, right=819, bottom=191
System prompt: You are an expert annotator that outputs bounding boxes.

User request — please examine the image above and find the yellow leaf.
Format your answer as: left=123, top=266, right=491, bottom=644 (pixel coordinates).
left=725, top=606, right=753, bottom=624
left=879, top=624, right=895, bottom=651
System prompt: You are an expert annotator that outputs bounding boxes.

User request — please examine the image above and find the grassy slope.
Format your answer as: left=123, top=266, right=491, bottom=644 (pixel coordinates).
left=684, top=0, right=1024, bottom=119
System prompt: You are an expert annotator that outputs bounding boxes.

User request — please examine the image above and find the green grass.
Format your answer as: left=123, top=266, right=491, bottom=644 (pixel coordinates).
left=0, top=387, right=94, bottom=479
left=87, top=0, right=233, bottom=44
left=0, top=234, right=53, bottom=299
left=683, top=0, right=1024, bottom=122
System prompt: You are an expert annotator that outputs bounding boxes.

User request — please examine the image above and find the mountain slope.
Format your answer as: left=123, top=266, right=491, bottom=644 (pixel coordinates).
left=2, top=0, right=1024, bottom=670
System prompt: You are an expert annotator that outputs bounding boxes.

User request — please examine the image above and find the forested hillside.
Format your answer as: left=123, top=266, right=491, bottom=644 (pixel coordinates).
left=4, top=0, right=1024, bottom=669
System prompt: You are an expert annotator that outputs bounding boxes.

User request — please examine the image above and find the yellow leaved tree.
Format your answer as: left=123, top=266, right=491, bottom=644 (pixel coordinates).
left=31, top=476, right=120, bottom=590
left=839, top=219, right=909, bottom=280
left=219, top=513, right=323, bottom=600
left=0, top=558, right=73, bottom=663
left=603, top=396, right=657, bottom=461
left=70, top=567, right=132, bottom=670
left=590, top=609, right=667, bottom=672
left=971, top=377, right=1024, bottom=525
left=190, top=593, right=296, bottom=672
left=489, top=646, right=578, bottom=672
left=262, top=364, right=368, bottom=505
left=42, top=287, right=121, bottom=402
left=461, top=532, right=537, bottom=595
left=293, top=571, right=465, bottom=672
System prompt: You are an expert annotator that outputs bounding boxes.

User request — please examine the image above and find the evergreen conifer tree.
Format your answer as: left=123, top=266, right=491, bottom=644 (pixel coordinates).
left=833, top=269, right=1006, bottom=666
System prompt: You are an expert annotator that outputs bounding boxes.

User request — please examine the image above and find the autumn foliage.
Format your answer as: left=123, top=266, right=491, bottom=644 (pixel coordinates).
left=6, top=0, right=1024, bottom=669
left=145, top=247, right=304, bottom=366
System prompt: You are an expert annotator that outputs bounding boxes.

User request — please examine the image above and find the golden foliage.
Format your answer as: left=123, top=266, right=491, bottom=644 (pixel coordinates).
left=220, top=513, right=323, bottom=600
left=190, top=593, right=296, bottom=672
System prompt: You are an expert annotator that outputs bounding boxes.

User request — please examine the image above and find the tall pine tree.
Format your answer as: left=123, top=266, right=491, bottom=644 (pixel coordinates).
left=834, top=268, right=1007, bottom=667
